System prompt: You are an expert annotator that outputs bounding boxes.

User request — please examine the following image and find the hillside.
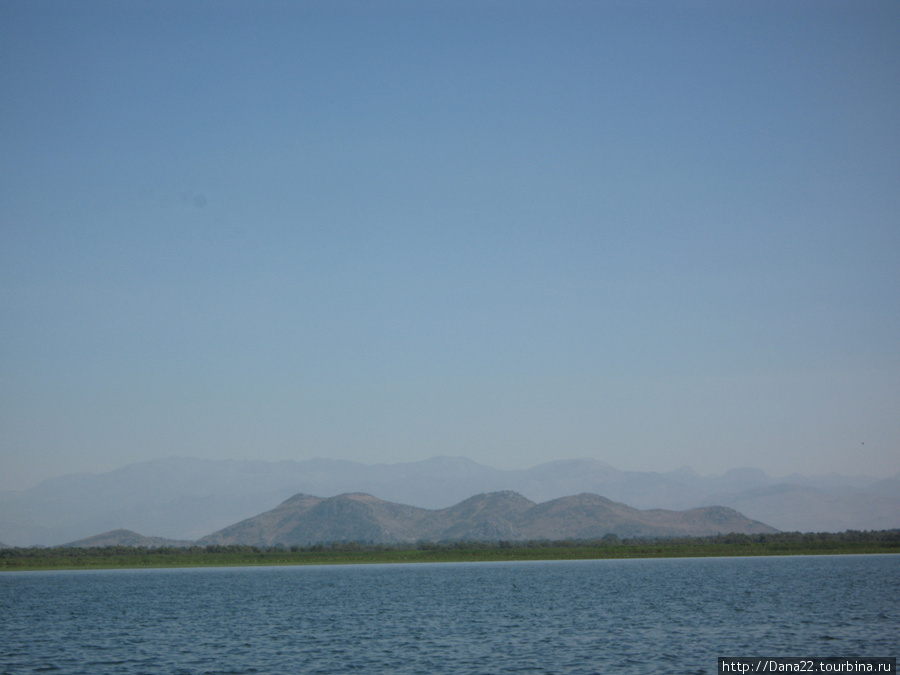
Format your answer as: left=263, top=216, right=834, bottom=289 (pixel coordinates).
left=63, top=529, right=194, bottom=548
left=198, top=491, right=777, bottom=546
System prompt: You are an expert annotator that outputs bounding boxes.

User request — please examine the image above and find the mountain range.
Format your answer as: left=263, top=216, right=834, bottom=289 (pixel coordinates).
left=1, top=456, right=897, bottom=546
left=62, top=490, right=776, bottom=548
left=198, top=491, right=776, bottom=546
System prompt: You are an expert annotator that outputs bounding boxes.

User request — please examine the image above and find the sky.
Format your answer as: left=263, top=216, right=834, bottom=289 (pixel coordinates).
left=2, top=0, right=899, bottom=491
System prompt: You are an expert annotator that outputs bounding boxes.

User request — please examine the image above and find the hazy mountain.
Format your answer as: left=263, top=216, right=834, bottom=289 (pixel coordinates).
left=412, top=491, right=536, bottom=541
left=1, top=456, right=896, bottom=546
left=63, top=529, right=193, bottom=548
left=517, top=494, right=767, bottom=540
left=197, top=491, right=777, bottom=546
left=198, top=493, right=428, bottom=547
left=715, top=478, right=900, bottom=533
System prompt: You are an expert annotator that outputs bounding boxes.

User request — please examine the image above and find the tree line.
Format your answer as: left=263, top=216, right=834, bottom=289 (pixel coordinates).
left=2, top=528, right=897, bottom=569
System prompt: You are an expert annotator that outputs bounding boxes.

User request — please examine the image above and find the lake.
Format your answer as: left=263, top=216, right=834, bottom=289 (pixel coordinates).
left=1, top=555, right=897, bottom=674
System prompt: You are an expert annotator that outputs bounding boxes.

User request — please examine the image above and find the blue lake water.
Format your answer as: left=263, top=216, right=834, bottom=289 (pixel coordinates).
left=1, top=555, right=897, bottom=674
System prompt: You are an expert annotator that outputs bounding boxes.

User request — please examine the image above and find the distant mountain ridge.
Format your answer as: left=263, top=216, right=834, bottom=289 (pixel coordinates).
left=1, top=456, right=897, bottom=546
left=197, top=491, right=778, bottom=547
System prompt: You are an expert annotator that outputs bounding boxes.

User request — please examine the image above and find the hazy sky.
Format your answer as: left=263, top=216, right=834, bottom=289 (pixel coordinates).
left=2, top=0, right=898, bottom=491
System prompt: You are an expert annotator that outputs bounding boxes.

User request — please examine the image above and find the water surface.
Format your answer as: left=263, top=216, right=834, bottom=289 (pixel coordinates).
left=2, top=555, right=897, bottom=674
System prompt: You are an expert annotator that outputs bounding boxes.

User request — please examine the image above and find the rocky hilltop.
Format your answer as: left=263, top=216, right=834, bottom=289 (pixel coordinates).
left=198, top=491, right=778, bottom=547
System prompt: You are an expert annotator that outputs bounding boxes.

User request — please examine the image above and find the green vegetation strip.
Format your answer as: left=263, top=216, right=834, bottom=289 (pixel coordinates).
left=2, top=531, right=898, bottom=571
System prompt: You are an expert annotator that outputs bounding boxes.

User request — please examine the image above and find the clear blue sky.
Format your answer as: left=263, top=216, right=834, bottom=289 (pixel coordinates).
left=2, top=0, right=898, bottom=491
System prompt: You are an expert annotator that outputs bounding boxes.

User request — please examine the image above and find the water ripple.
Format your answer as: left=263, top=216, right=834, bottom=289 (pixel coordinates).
left=1, top=556, right=897, bottom=674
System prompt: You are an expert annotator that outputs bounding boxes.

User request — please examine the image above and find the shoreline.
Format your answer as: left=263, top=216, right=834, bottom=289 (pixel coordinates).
left=3, top=534, right=898, bottom=572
